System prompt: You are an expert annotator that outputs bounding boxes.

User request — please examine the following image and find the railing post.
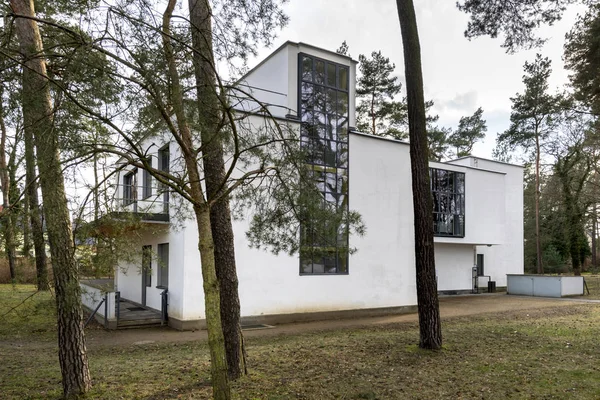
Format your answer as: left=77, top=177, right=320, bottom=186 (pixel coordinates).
left=161, top=289, right=168, bottom=326
left=116, top=291, right=121, bottom=327
left=103, top=292, right=108, bottom=328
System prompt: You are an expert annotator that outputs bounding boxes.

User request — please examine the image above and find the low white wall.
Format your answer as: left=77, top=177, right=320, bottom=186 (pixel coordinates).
left=507, top=275, right=584, bottom=297
left=561, top=276, right=584, bottom=296
left=80, top=283, right=116, bottom=320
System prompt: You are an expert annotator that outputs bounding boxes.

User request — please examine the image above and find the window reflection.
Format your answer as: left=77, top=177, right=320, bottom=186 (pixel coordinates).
left=299, top=54, right=350, bottom=274
left=431, top=168, right=465, bottom=237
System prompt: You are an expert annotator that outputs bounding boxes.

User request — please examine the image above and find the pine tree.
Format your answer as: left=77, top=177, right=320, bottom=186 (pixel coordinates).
left=396, top=0, right=442, bottom=350
left=448, top=107, right=487, bottom=157
left=356, top=51, right=408, bottom=139
left=11, top=0, right=92, bottom=396
left=496, top=54, right=561, bottom=274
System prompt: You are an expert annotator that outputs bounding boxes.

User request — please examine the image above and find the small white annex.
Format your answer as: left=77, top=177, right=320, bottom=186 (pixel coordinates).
left=86, top=42, right=524, bottom=330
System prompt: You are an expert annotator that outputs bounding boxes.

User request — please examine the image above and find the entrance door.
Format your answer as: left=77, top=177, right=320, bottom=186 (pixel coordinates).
left=476, top=254, right=484, bottom=277
left=141, top=245, right=152, bottom=306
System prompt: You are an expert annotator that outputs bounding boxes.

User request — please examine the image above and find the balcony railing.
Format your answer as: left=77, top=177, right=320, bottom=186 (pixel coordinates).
left=77, top=183, right=169, bottom=225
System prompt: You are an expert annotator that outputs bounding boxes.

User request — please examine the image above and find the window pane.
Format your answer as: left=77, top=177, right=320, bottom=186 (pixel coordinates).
left=315, top=60, right=325, bottom=84
left=338, top=67, right=348, bottom=90
left=302, top=56, right=313, bottom=82
left=337, top=92, right=349, bottom=116
left=327, top=63, right=336, bottom=87
left=301, top=82, right=314, bottom=109
left=157, top=243, right=169, bottom=288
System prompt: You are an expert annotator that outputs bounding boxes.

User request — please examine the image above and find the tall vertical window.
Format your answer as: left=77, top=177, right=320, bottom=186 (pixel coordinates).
left=123, top=170, right=137, bottom=206
left=430, top=168, right=465, bottom=237
left=142, top=157, right=152, bottom=200
left=158, top=145, right=170, bottom=212
left=299, top=54, right=350, bottom=274
left=157, top=243, right=169, bottom=288
left=142, top=245, right=152, bottom=288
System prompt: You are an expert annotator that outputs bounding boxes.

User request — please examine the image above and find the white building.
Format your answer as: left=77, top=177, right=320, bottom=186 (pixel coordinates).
left=82, top=42, right=524, bottom=330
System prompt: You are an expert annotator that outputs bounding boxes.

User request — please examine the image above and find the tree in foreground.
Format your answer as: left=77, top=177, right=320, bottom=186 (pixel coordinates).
left=457, top=0, right=576, bottom=53
left=10, top=0, right=91, bottom=397
left=396, top=0, right=442, bottom=350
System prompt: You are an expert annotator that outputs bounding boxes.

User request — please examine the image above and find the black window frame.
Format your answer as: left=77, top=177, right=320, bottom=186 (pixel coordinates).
left=142, top=245, right=152, bottom=288
left=123, top=169, right=137, bottom=206
left=476, top=254, right=484, bottom=276
left=157, top=243, right=169, bottom=289
left=142, top=159, right=152, bottom=200
left=158, top=145, right=170, bottom=213
left=430, top=167, right=466, bottom=238
left=298, top=53, right=351, bottom=275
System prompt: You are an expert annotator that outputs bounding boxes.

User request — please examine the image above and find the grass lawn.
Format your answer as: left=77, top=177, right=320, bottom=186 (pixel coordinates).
left=582, top=274, right=600, bottom=300
left=2, top=285, right=600, bottom=399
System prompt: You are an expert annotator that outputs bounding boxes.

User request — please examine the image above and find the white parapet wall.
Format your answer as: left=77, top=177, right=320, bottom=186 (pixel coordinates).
left=507, top=275, right=584, bottom=298
left=80, top=282, right=116, bottom=320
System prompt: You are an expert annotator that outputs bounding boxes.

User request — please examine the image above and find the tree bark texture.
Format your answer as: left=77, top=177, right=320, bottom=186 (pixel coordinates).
left=11, top=0, right=91, bottom=397
left=593, top=205, right=597, bottom=270
left=396, top=0, right=443, bottom=350
left=0, top=84, right=17, bottom=281
left=535, top=134, right=544, bottom=274
left=162, top=1, right=230, bottom=398
left=24, top=106, right=49, bottom=290
left=188, top=0, right=245, bottom=380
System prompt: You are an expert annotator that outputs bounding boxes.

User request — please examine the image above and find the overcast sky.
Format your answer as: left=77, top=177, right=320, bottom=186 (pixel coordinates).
left=246, top=0, right=588, bottom=159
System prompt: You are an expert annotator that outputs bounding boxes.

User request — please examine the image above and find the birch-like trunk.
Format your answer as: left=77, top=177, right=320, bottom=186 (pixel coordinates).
left=162, top=1, right=230, bottom=397
left=0, top=84, right=17, bottom=282
left=535, top=132, right=544, bottom=274
left=11, top=0, right=91, bottom=396
left=24, top=109, right=49, bottom=290
left=396, top=0, right=442, bottom=350
left=188, top=0, right=245, bottom=380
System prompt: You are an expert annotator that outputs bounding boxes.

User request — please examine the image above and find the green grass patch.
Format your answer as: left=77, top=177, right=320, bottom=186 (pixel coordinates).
left=2, top=285, right=600, bottom=399
left=0, top=284, right=57, bottom=341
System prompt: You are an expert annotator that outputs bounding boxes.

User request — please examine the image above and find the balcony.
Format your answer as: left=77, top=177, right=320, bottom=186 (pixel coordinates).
left=117, top=182, right=170, bottom=223
left=76, top=183, right=170, bottom=237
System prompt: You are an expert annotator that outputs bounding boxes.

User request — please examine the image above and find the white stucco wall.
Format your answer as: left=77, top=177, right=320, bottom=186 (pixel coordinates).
left=448, top=157, right=525, bottom=286
left=187, top=132, right=418, bottom=319
left=434, top=244, right=475, bottom=291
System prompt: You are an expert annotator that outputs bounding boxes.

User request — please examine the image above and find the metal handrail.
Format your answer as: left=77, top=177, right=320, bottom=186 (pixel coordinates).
left=115, top=291, right=121, bottom=326
left=84, top=295, right=106, bottom=328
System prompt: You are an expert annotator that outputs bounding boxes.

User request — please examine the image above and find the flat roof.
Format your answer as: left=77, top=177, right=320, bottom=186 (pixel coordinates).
left=236, top=40, right=358, bottom=85
left=448, top=155, right=524, bottom=168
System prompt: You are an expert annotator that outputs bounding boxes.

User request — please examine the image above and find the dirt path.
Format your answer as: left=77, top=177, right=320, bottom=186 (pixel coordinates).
left=83, top=293, right=599, bottom=348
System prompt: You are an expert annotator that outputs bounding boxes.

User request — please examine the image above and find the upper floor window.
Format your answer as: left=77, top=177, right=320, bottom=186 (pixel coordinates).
left=142, top=168, right=152, bottom=199
left=430, top=168, right=465, bottom=237
left=298, top=54, right=350, bottom=275
left=123, top=170, right=137, bottom=206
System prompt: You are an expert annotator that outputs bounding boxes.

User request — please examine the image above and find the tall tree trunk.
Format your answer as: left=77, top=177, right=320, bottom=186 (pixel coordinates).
left=535, top=132, right=544, bottom=274
left=22, top=190, right=32, bottom=257
left=0, top=84, right=17, bottom=282
left=11, top=0, right=91, bottom=396
left=24, top=120, right=49, bottom=291
left=162, top=1, right=230, bottom=398
left=593, top=204, right=598, bottom=271
left=188, top=0, right=245, bottom=380
left=396, top=0, right=442, bottom=350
